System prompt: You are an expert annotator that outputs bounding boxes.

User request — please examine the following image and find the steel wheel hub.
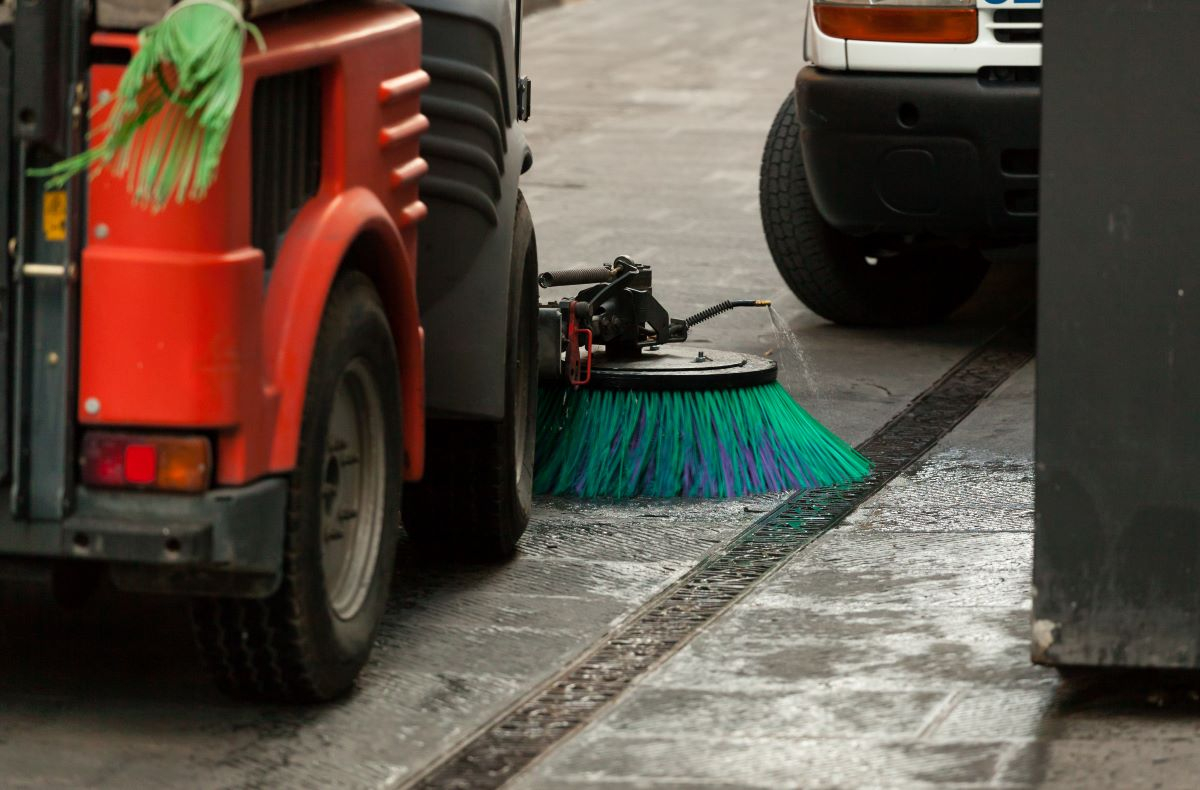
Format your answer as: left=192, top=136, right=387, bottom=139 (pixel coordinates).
left=320, top=359, right=387, bottom=621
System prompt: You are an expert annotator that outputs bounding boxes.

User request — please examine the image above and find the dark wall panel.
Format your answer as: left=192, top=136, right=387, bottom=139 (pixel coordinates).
left=1035, top=0, right=1200, bottom=668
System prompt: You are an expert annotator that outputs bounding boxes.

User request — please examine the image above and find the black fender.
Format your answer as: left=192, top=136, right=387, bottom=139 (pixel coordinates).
left=407, top=0, right=533, bottom=421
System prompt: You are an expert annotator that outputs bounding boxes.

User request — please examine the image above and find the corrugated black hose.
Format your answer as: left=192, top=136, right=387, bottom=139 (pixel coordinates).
left=685, top=300, right=772, bottom=328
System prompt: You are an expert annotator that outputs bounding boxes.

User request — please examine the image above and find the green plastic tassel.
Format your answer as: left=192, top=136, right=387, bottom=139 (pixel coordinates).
left=535, top=382, right=871, bottom=499
left=29, top=0, right=266, bottom=211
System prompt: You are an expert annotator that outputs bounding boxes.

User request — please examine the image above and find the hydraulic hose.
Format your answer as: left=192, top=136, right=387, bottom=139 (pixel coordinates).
left=685, top=299, right=772, bottom=328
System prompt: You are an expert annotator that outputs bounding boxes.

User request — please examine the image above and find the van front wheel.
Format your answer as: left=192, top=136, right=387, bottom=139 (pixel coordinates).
left=760, top=91, right=990, bottom=327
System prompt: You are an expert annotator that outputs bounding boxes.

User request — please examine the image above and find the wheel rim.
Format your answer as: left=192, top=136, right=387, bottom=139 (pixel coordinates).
left=320, top=359, right=387, bottom=621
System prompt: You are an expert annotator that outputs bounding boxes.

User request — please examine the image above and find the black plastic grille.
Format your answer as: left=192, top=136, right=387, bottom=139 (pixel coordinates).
left=407, top=317, right=1035, bottom=789
left=979, top=66, right=1041, bottom=85
left=252, top=68, right=322, bottom=270
left=993, top=9, right=1043, bottom=43
left=995, top=9, right=1043, bottom=24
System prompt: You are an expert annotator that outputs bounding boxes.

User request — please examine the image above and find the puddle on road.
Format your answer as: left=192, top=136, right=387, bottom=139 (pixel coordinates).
left=844, top=448, right=1034, bottom=534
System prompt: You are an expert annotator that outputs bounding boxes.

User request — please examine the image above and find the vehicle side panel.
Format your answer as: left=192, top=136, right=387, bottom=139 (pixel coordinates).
left=79, top=5, right=428, bottom=484
left=406, top=0, right=528, bottom=422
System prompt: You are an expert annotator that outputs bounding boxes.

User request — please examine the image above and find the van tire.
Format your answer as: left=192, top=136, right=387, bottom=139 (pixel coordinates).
left=760, top=92, right=990, bottom=327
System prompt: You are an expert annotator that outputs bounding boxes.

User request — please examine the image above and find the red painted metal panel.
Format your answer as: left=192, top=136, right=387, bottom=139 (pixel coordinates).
left=79, top=4, right=428, bottom=484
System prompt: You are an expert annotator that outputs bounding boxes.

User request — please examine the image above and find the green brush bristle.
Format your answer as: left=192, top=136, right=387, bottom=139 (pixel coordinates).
left=535, top=382, right=871, bottom=499
left=28, top=0, right=265, bottom=211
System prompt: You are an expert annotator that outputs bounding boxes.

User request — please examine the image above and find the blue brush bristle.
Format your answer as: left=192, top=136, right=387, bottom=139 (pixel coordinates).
left=535, top=382, right=871, bottom=499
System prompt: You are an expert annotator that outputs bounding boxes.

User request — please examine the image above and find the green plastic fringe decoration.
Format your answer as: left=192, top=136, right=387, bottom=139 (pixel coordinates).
left=535, top=382, right=872, bottom=499
left=28, top=0, right=265, bottom=211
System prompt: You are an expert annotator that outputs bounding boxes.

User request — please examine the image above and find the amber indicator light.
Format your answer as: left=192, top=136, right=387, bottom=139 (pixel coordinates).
left=815, top=6, right=979, bottom=44
left=81, top=432, right=212, bottom=493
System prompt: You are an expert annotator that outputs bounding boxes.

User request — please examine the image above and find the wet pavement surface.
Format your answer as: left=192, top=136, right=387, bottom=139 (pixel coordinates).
left=2, top=0, right=1198, bottom=788
left=513, top=366, right=1045, bottom=789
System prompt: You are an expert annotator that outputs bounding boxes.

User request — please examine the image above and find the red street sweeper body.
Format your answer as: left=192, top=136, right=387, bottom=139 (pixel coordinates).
left=0, top=0, right=538, bottom=700
left=85, top=8, right=429, bottom=493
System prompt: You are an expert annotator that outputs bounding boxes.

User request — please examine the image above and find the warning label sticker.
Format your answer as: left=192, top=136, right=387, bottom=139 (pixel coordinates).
left=43, top=191, right=67, bottom=242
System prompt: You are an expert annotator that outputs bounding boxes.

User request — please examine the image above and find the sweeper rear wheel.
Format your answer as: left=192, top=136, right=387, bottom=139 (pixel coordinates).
left=191, top=273, right=402, bottom=702
left=760, top=92, right=990, bottom=327
left=404, top=195, right=538, bottom=560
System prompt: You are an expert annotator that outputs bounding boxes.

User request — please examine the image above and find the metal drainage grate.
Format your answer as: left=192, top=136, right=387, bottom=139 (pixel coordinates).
left=405, top=316, right=1035, bottom=790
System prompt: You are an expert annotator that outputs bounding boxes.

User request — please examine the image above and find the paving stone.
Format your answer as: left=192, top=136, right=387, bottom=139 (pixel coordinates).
left=641, top=606, right=1047, bottom=691
left=923, top=687, right=1057, bottom=741
left=842, top=451, right=1035, bottom=535
left=843, top=366, right=1035, bottom=535
left=1004, top=738, right=1200, bottom=789
left=784, top=531, right=1034, bottom=572
left=597, top=687, right=950, bottom=740
left=518, top=734, right=1013, bottom=789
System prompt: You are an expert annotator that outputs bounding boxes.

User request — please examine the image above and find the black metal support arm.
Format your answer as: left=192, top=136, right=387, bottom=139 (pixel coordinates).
left=541, top=256, right=770, bottom=362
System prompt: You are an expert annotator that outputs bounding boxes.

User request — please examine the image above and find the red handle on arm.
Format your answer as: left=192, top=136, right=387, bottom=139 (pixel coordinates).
left=565, top=300, right=592, bottom=388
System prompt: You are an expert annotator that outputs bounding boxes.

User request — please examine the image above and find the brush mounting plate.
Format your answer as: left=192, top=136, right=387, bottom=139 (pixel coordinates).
left=586, top=346, right=777, bottom=392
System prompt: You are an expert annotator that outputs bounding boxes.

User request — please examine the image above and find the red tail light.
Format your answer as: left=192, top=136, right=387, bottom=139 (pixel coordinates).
left=81, top=433, right=212, bottom=493
left=122, top=444, right=159, bottom=485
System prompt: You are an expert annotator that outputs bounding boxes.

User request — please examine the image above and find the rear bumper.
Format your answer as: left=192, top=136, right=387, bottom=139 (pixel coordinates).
left=795, top=67, right=1041, bottom=242
left=0, top=479, right=287, bottom=598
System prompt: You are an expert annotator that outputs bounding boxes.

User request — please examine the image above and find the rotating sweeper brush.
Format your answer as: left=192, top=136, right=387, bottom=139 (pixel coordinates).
left=535, top=257, right=871, bottom=499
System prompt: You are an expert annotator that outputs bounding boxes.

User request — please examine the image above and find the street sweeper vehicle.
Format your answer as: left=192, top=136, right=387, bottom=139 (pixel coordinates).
left=761, top=0, right=1042, bottom=326
left=0, top=0, right=538, bottom=701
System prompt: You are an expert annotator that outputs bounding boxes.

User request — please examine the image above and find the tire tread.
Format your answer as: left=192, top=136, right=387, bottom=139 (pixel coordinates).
left=192, top=274, right=400, bottom=703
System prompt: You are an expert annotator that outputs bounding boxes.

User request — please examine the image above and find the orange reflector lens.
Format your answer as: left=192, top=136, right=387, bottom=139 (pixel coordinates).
left=82, top=433, right=212, bottom=493
left=815, top=6, right=978, bottom=44
left=156, top=439, right=213, bottom=493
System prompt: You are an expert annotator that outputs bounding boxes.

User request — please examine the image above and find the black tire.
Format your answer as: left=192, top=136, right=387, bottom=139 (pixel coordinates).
left=404, top=193, right=537, bottom=560
left=192, top=272, right=402, bottom=702
left=760, top=91, right=990, bottom=327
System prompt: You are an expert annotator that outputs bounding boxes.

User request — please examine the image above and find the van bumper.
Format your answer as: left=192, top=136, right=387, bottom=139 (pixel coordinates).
left=795, top=66, right=1041, bottom=242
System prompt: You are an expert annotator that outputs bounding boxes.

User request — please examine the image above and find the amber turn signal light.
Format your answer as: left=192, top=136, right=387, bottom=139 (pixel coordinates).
left=81, top=432, right=212, bottom=493
left=815, top=6, right=978, bottom=45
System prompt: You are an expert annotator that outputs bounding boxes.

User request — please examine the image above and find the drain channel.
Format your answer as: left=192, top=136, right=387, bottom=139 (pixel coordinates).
left=405, top=317, right=1034, bottom=790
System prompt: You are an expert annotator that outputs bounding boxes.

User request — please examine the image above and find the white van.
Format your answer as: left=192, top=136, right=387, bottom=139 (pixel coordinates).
left=761, top=0, right=1042, bottom=325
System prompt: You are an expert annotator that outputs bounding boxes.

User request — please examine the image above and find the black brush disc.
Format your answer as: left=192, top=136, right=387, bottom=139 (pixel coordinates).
left=586, top=345, right=777, bottom=392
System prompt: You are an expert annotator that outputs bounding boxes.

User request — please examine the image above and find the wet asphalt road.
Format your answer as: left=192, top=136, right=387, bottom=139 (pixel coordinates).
left=3, top=0, right=1195, bottom=788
